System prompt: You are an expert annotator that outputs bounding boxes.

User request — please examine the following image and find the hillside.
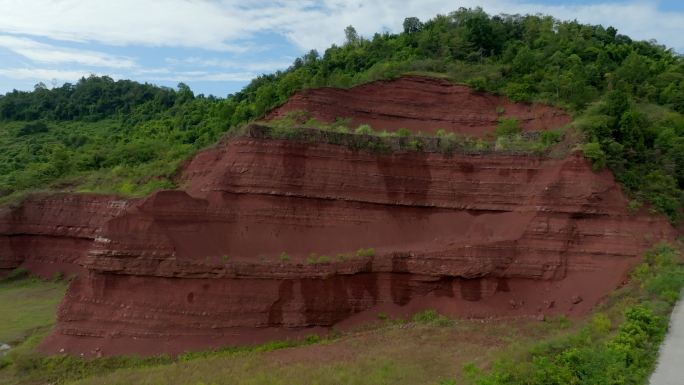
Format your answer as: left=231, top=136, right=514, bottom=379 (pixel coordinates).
left=0, top=7, right=683, bottom=385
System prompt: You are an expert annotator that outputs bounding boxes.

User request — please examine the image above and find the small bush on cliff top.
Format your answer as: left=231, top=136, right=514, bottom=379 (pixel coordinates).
left=355, top=124, right=374, bottom=135
left=279, top=252, right=291, bottom=262
left=355, top=248, right=375, bottom=258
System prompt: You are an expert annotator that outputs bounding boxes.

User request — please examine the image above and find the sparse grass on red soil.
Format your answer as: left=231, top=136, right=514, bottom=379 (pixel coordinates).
left=65, top=317, right=572, bottom=385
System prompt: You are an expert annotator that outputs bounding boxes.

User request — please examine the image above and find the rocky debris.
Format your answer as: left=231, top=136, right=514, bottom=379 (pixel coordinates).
left=0, top=343, right=10, bottom=356
left=572, top=295, right=584, bottom=305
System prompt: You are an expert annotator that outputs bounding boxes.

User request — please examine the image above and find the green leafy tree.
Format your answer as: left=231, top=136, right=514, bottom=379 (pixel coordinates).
left=403, top=17, right=423, bottom=34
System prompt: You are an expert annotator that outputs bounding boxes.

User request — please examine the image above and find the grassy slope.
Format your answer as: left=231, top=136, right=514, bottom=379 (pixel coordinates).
left=68, top=318, right=568, bottom=385
left=0, top=277, right=66, bottom=345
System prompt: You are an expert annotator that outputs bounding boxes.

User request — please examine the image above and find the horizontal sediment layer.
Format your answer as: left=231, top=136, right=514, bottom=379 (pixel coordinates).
left=266, top=75, right=571, bottom=136
left=0, top=77, right=673, bottom=356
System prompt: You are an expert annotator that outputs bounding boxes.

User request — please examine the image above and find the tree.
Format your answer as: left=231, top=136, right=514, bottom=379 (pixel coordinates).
left=344, top=25, right=359, bottom=45
left=403, top=17, right=423, bottom=34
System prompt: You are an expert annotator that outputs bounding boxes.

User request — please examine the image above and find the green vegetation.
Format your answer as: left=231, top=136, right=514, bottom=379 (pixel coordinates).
left=463, top=243, right=684, bottom=385
left=0, top=271, right=67, bottom=346
left=355, top=248, right=376, bottom=258
left=306, top=253, right=332, bottom=265
left=0, top=105, right=229, bottom=203
left=494, top=117, right=521, bottom=137
left=412, top=310, right=455, bottom=327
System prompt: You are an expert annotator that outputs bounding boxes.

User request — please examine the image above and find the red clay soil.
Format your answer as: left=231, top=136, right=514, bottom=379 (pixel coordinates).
left=0, top=77, right=675, bottom=357
left=0, top=194, right=128, bottom=279
left=266, top=75, right=571, bottom=136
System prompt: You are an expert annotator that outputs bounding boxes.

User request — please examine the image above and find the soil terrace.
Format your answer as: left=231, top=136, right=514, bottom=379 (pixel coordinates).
left=0, top=76, right=674, bottom=356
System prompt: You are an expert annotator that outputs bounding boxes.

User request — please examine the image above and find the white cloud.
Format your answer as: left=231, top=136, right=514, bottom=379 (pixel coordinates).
left=0, top=1, right=681, bottom=54
left=0, top=0, right=293, bottom=52
left=165, top=56, right=294, bottom=73
left=0, top=66, right=255, bottom=86
left=0, top=68, right=103, bottom=81
left=0, top=35, right=136, bottom=68
left=278, top=1, right=684, bottom=54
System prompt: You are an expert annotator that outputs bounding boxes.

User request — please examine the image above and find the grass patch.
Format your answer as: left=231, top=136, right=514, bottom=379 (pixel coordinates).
left=412, top=310, right=455, bottom=327
left=0, top=272, right=67, bottom=345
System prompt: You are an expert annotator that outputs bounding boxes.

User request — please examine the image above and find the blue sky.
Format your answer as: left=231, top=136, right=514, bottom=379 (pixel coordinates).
left=0, top=1, right=682, bottom=97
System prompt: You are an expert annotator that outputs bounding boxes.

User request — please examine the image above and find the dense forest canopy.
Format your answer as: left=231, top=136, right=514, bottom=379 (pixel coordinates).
left=0, top=7, right=682, bottom=220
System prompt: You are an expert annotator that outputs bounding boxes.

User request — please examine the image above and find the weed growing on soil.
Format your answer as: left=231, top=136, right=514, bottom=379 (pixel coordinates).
left=253, top=111, right=566, bottom=156
left=306, top=254, right=332, bottom=264
left=355, top=248, right=375, bottom=258
left=2, top=321, right=336, bottom=385
left=412, top=310, right=455, bottom=327
left=279, top=252, right=291, bottom=262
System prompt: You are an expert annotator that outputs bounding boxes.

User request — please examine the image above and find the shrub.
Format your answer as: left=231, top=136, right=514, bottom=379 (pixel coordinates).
left=17, top=121, right=49, bottom=136
left=412, top=309, right=454, bottom=326
left=0, top=268, right=29, bottom=283
left=304, top=334, right=321, bottom=344
left=407, top=139, right=423, bottom=151
left=396, top=128, right=412, bottom=137
left=495, top=117, right=521, bottom=137
left=355, top=248, right=375, bottom=258
left=582, top=142, right=607, bottom=170
left=354, top=124, right=373, bottom=135
left=466, top=76, right=487, bottom=92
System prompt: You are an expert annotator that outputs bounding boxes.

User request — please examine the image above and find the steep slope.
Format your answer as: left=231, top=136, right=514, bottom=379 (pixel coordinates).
left=0, top=77, right=675, bottom=357
left=266, top=76, right=571, bottom=136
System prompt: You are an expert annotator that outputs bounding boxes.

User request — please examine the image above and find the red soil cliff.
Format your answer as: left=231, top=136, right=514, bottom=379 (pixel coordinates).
left=0, top=76, right=675, bottom=357
left=266, top=75, right=571, bottom=135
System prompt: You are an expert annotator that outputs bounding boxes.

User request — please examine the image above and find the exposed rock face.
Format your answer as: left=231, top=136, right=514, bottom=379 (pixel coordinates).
left=266, top=75, right=571, bottom=136
left=0, top=77, right=674, bottom=356
left=0, top=194, right=128, bottom=278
